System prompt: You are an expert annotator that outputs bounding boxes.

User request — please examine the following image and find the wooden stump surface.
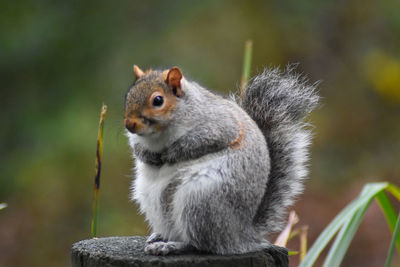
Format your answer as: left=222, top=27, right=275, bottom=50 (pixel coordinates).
left=71, top=236, right=288, bottom=267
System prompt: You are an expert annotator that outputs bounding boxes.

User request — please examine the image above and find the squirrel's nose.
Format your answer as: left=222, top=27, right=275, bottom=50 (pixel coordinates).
left=124, top=118, right=137, bottom=133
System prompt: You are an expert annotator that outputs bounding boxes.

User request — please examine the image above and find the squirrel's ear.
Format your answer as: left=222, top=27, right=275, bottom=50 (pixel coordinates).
left=133, top=65, right=145, bottom=80
left=165, top=67, right=183, bottom=97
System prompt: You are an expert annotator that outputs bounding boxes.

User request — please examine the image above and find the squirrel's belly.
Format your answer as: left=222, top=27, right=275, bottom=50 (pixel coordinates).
left=132, top=160, right=181, bottom=236
left=133, top=153, right=228, bottom=241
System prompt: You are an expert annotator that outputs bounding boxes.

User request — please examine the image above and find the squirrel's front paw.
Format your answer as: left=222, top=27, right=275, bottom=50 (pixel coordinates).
left=146, top=233, right=164, bottom=244
left=144, top=241, right=184, bottom=256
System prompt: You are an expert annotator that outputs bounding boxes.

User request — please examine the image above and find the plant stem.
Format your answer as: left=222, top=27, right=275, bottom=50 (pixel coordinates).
left=385, top=212, right=400, bottom=267
left=240, top=40, right=253, bottom=99
left=91, top=103, right=107, bottom=238
left=300, top=226, right=309, bottom=262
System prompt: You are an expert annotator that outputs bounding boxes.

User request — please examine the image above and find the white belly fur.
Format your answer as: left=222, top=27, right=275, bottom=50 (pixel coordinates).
left=132, top=153, right=226, bottom=242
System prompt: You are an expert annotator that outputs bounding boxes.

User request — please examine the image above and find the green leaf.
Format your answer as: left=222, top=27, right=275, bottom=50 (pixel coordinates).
left=385, top=212, right=400, bottom=267
left=323, top=187, right=373, bottom=267
left=387, top=184, right=400, bottom=202
left=299, top=182, right=388, bottom=267
left=376, top=192, right=398, bottom=231
left=289, top=251, right=299, bottom=256
left=376, top=191, right=400, bottom=253
left=299, top=199, right=360, bottom=267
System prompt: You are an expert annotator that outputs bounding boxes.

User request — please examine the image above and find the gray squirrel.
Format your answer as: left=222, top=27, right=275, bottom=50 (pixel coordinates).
left=124, top=65, right=319, bottom=255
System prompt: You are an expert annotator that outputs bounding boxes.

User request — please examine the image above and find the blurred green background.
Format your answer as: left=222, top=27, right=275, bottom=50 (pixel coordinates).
left=1, top=0, right=399, bottom=266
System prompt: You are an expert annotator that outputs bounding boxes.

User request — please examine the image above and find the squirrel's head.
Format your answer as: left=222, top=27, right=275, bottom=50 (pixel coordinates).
left=124, top=65, right=184, bottom=136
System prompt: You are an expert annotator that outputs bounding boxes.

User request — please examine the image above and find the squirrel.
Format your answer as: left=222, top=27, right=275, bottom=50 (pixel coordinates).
left=124, top=65, right=319, bottom=255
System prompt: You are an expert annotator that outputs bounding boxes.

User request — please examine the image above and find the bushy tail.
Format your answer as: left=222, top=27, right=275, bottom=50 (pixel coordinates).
left=241, top=66, right=319, bottom=234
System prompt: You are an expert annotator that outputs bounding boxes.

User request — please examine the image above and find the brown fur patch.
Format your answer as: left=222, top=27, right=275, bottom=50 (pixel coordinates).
left=166, top=67, right=183, bottom=97
left=124, top=116, right=146, bottom=133
left=133, top=65, right=144, bottom=79
left=142, top=88, right=178, bottom=118
left=230, top=120, right=245, bottom=149
left=162, top=69, right=169, bottom=81
left=125, top=69, right=181, bottom=134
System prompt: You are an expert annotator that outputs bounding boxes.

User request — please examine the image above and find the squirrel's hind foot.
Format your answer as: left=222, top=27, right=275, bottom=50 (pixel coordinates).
left=146, top=233, right=165, bottom=244
left=144, top=241, right=189, bottom=255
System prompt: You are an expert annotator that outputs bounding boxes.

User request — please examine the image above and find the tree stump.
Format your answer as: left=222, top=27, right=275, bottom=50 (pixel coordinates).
left=71, top=236, right=288, bottom=267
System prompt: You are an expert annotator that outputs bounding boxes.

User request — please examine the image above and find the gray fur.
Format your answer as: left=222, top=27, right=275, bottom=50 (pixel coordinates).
left=126, top=66, right=319, bottom=255
left=242, top=66, right=319, bottom=233
left=162, top=120, right=238, bottom=164
left=134, top=116, right=238, bottom=165
left=134, top=143, right=164, bottom=166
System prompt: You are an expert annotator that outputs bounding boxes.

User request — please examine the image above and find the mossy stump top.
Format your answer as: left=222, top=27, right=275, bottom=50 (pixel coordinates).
left=71, top=236, right=288, bottom=267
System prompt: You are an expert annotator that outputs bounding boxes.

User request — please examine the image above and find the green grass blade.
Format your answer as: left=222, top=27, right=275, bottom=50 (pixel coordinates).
left=300, top=182, right=388, bottom=267
left=91, top=190, right=99, bottom=237
left=91, top=104, right=107, bottom=238
left=385, top=212, right=400, bottom=267
left=376, top=191, right=398, bottom=231
left=299, top=198, right=362, bottom=267
left=387, top=183, right=400, bottom=202
left=0, top=203, right=7, bottom=210
left=376, top=191, right=400, bottom=254
left=240, top=40, right=253, bottom=99
left=323, top=193, right=373, bottom=267
left=289, top=251, right=299, bottom=256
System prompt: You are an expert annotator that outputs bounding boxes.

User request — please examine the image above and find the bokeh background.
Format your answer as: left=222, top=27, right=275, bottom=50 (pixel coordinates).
left=1, top=0, right=399, bottom=266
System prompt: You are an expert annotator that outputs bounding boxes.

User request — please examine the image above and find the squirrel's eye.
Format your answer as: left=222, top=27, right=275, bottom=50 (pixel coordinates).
left=152, top=95, right=164, bottom=107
